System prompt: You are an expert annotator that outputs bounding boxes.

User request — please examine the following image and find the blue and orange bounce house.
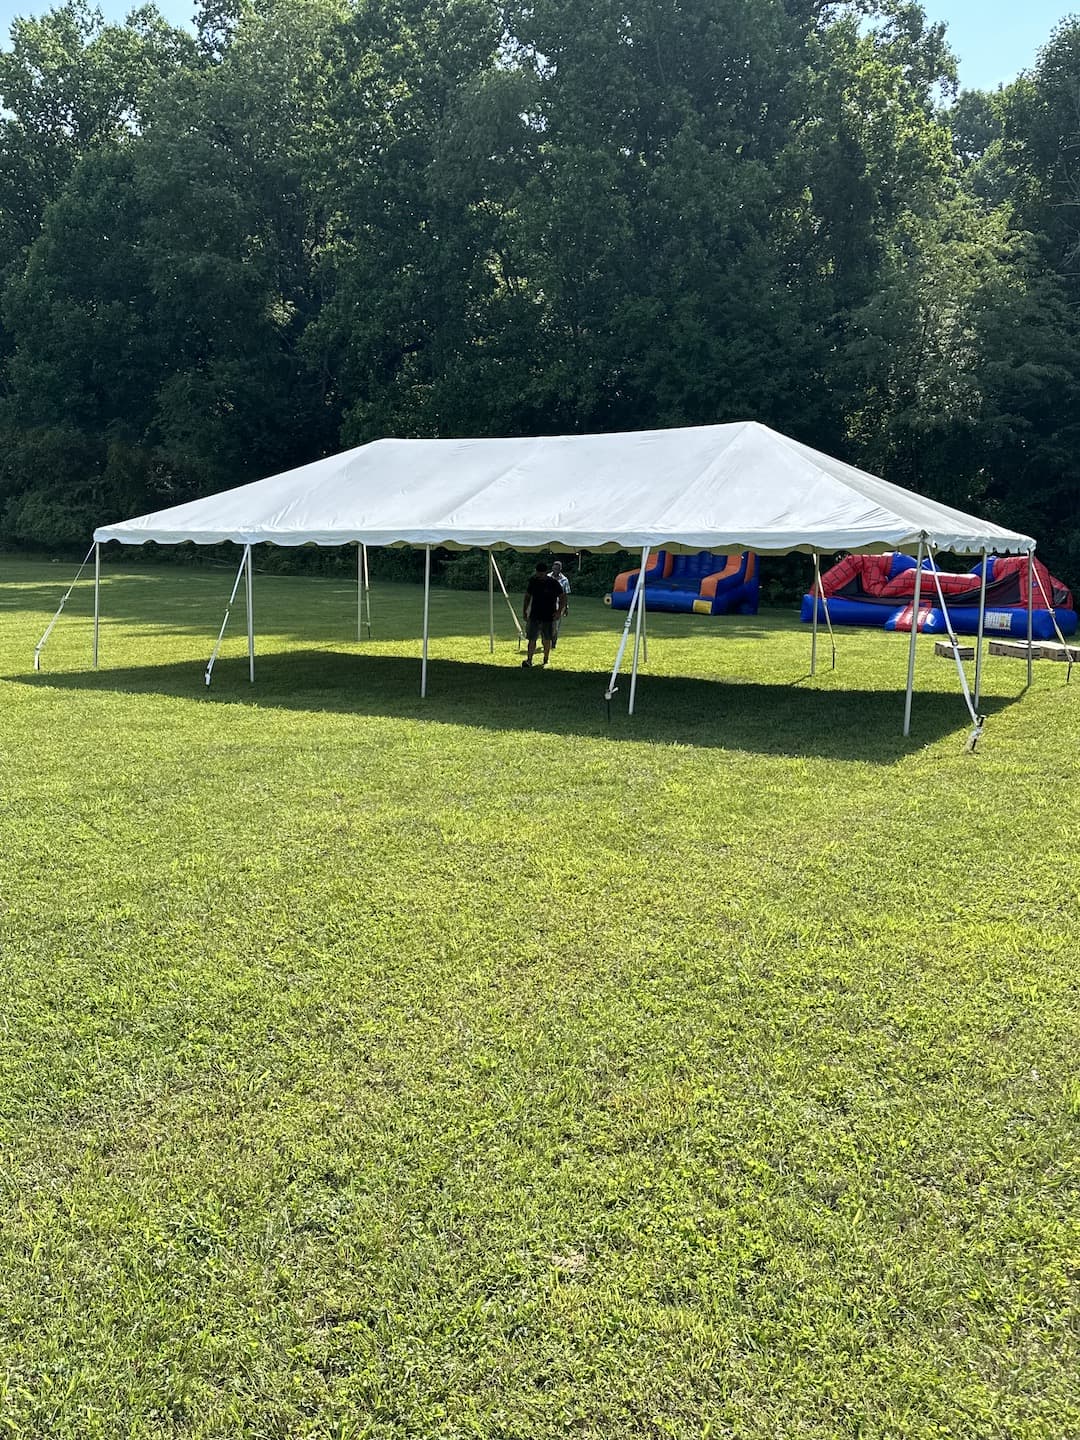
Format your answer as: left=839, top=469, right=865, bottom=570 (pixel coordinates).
left=607, top=551, right=759, bottom=615
left=801, top=552, right=1077, bottom=639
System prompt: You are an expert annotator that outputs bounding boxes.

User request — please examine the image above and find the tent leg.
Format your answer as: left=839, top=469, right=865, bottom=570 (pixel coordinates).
left=491, top=552, right=525, bottom=649
left=1026, top=552, right=1034, bottom=688
left=629, top=546, right=649, bottom=714
left=245, top=543, right=255, bottom=683
left=974, top=547, right=988, bottom=709
left=488, top=551, right=495, bottom=654
left=902, top=540, right=925, bottom=737
left=811, top=552, right=820, bottom=676
left=363, top=544, right=372, bottom=638
left=927, top=542, right=981, bottom=737
left=357, top=543, right=364, bottom=642
left=1029, top=556, right=1073, bottom=683
left=33, top=542, right=96, bottom=673
left=92, top=542, right=101, bottom=669
left=205, top=549, right=249, bottom=687
left=606, top=547, right=649, bottom=704
left=641, top=582, right=648, bottom=665
left=421, top=545, right=431, bottom=698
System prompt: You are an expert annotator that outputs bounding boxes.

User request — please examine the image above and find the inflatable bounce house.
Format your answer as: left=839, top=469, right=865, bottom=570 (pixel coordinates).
left=801, top=552, right=1077, bottom=639
left=607, top=551, right=759, bottom=615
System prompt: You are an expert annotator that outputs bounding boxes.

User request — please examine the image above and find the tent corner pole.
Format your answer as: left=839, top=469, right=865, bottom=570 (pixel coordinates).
left=92, top=541, right=101, bottom=669
left=641, top=573, right=648, bottom=665
left=421, top=545, right=431, bottom=698
left=974, top=547, right=988, bottom=710
left=902, top=539, right=925, bottom=737
left=33, top=542, right=96, bottom=673
left=628, top=545, right=651, bottom=715
left=245, top=542, right=255, bottom=683
left=490, top=552, right=524, bottom=649
left=605, top=550, right=647, bottom=704
left=927, top=540, right=980, bottom=732
left=204, top=547, right=249, bottom=687
left=488, top=550, right=495, bottom=654
left=1026, top=551, right=1035, bottom=688
left=357, top=543, right=363, bottom=642
left=811, top=552, right=820, bottom=676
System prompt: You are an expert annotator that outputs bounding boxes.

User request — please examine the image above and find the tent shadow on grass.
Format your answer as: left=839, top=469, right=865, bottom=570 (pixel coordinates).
left=9, top=650, right=1018, bottom=762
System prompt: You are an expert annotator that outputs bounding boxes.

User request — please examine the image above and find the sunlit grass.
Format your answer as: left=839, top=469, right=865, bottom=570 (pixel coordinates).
left=1, top=555, right=1077, bottom=1438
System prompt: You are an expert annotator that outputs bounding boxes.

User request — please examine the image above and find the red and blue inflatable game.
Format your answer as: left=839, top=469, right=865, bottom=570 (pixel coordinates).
left=801, top=552, right=1076, bottom=639
left=607, top=551, right=759, bottom=615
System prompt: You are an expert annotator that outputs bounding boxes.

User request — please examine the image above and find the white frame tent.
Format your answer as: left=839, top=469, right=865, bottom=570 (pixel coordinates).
left=38, top=421, right=1038, bottom=736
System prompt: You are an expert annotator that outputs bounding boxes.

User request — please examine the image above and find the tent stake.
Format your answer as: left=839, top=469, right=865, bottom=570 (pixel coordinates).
left=421, top=545, right=431, bottom=697
left=902, top=540, right=925, bottom=736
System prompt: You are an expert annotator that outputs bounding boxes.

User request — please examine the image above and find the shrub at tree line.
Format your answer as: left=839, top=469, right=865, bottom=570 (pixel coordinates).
left=3, top=0, right=1080, bottom=596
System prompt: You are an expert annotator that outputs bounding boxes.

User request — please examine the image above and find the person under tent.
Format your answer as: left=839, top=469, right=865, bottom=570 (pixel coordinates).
left=550, top=561, right=571, bottom=647
left=521, top=561, right=566, bottom=669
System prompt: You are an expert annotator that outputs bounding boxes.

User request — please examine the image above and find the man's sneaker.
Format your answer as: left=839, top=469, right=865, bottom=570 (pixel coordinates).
left=521, top=658, right=532, bottom=668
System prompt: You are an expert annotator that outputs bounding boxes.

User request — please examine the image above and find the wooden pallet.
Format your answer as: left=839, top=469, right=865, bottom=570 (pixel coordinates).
left=934, top=640, right=975, bottom=660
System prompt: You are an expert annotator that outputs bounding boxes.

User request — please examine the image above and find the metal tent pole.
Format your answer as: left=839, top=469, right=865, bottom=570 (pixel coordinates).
left=1027, top=552, right=1035, bottom=688
left=605, top=548, right=649, bottom=705
left=204, top=549, right=249, bottom=687
left=927, top=542, right=980, bottom=734
left=490, top=553, right=524, bottom=648
left=641, top=575, right=648, bottom=665
left=244, top=543, right=255, bottom=683
left=421, top=545, right=431, bottom=697
left=902, top=539, right=925, bottom=737
left=361, top=544, right=371, bottom=642
left=1030, top=558, right=1073, bottom=683
left=974, top=548, right=988, bottom=710
left=92, top=542, right=101, bottom=669
left=363, top=544, right=372, bottom=638
left=624, top=544, right=650, bottom=714
left=811, top=552, right=820, bottom=675
left=33, top=542, right=96, bottom=672
left=488, top=551, right=495, bottom=654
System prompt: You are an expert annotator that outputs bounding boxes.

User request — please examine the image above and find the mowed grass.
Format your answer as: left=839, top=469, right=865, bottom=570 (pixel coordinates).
left=0, top=554, right=1078, bottom=1440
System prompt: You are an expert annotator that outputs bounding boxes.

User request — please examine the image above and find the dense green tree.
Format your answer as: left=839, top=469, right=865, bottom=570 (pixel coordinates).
left=1, top=0, right=1079, bottom=581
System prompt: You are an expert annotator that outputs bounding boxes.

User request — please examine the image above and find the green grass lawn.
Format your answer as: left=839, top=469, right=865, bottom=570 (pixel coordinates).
left=1, top=554, right=1077, bottom=1439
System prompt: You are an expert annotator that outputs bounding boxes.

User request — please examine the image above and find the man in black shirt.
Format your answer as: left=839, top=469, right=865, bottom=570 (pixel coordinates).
left=521, top=560, right=566, bottom=668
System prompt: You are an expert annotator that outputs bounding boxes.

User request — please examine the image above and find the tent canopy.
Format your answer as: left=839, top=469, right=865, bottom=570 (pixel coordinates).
left=94, top=421, right=1034, bottom=557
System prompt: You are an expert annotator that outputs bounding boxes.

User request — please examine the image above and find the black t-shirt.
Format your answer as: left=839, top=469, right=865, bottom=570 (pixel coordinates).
left=526, top=574, right=564, bottom=621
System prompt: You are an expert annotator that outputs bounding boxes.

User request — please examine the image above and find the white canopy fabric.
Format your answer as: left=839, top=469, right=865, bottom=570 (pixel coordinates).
left=94, top=421, right=1034, bottom=557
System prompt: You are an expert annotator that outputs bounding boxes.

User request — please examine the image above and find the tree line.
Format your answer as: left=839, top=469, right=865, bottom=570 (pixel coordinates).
left=2, top=0, right=1080, bottom=585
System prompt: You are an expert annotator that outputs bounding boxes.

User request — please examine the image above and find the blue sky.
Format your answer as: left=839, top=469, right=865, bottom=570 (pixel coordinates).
left=0, top=0, right=1072, bottom=92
